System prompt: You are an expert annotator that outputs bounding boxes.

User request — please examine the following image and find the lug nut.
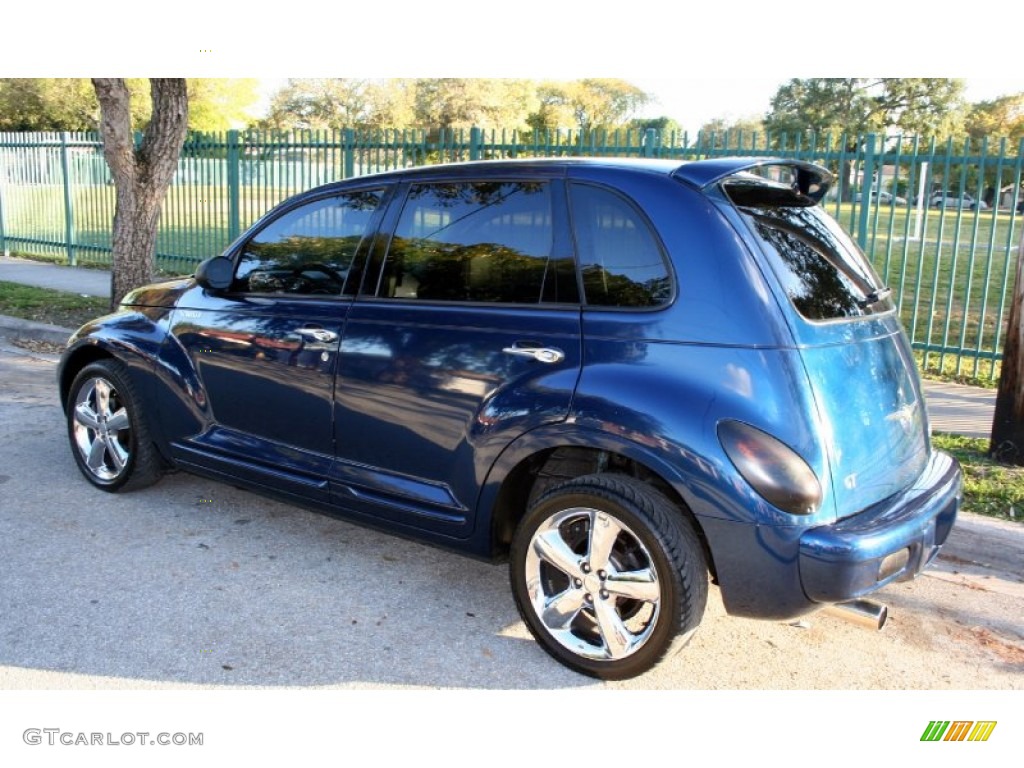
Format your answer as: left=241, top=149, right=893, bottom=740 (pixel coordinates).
left=573, top=578, right=583, bottom=588
left=600, top=589, right=609, bottom=600
left=581, top=563, right=591, bottom=574
left=584, top=593, right=593, bottom=603
left=597, top=570, right=606, bottom=580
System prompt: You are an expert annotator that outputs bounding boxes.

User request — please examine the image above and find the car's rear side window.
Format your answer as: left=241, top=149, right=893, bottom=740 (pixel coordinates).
left=732, top=191, right=894, bottom=321
left=232, top=190, right=383, bottom=295
left=375, top=180, right=578, bottom=304
left=569, top=183, right=672, bottom=308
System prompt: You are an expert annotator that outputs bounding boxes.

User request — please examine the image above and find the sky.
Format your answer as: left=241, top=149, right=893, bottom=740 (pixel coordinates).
left=6, top=2, right=1022, bottom=136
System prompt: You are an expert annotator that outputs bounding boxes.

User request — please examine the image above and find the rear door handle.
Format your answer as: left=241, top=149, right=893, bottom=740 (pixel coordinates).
left=502, top=345, right=565, bottom=364
left=296, top=327, right=339, bottom=343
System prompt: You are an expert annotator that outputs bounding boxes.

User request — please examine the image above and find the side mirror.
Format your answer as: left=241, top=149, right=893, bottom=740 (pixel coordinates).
left=194, top=257, right=234, bottom=292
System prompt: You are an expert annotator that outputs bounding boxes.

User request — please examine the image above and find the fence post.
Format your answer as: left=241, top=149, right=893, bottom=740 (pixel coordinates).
left=0, top=147, right=7, bottom=256
left=470, top=127, right=482, bottom=161
left=856, top=133, right=878, bottom=250
left=226, top=130, right=241, bottom=241
left=60, top=131, right=76, bottom=266
left=343, top=129, right=355, bottom=178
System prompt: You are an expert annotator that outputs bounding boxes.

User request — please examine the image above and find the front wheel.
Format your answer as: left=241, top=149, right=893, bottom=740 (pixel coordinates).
left=66, top=359, right=164, bottom=492
left=510, top=474, right=708, bottom=680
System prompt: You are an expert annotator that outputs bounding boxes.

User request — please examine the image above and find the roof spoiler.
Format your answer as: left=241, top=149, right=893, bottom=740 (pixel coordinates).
left=672, top=157, right=833, bottom=204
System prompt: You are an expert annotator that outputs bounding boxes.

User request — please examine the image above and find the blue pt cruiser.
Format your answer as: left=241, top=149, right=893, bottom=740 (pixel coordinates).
left=59, top=157, right=961, bottom=679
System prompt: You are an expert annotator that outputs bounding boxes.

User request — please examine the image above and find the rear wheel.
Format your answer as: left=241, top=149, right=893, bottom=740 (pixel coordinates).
left=510, top=474, right=707, bottom=679
left=66, top=359, right=163, bottom=492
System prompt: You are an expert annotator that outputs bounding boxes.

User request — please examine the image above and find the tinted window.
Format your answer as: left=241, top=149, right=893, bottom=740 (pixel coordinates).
left=569, top=183, right=671, bottom=308
left=232, top=190, right=382, bottom=295
left=376, top=181, right=577, bottom=304
left=735, top=201, right=894, bottom=321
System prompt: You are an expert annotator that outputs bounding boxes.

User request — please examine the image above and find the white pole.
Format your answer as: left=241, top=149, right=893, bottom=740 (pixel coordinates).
left=912, top=161, right=928, bottom=241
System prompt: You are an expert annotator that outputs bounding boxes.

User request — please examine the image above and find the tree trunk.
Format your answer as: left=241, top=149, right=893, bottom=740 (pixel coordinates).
left=989, top=224, right=1024, bottom=465
left=92, top=78, right=189, bottom=309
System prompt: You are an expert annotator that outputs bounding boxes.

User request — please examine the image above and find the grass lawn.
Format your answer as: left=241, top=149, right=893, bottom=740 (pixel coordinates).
left=0, top=280, right=110, bottom=330
left=931, top=433, right=1023, bottom=523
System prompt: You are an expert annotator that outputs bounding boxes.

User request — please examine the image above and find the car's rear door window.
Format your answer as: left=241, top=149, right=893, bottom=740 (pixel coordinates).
left=232, top=190, right=383, bottom=295
left=375, top=180, right=578, bottom=304
left=568, top=183, right=672, bottom=308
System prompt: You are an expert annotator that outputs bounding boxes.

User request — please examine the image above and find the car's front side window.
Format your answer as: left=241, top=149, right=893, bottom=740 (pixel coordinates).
left=232, top=189, right=383, bottom=295
left=374, top=180, right=578, bottom=304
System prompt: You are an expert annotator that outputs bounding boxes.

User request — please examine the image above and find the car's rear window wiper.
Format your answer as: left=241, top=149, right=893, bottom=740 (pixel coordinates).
left=857, top=286, right=892, bottom=308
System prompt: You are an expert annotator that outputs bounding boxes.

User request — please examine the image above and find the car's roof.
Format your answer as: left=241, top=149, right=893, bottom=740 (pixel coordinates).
left=274, top=156, right=834, bottom=209
left=345, top=156, right=689, bottom=182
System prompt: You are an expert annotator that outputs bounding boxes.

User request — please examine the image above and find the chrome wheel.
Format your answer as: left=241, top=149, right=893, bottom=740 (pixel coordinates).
left=65, top=360, right=163, bottom=492
left=525, top=505, right=662, bottom=661
left=71, top=375, right=131, bottom=482
left=511, top=474, right=708, bottom=679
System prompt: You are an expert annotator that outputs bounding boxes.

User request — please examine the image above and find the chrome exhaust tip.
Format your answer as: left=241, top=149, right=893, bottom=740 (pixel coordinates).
left=822, top=599, right=888, bottom=631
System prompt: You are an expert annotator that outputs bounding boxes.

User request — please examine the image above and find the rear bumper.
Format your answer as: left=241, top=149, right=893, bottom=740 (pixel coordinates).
left=799, top=449, right=961, bottom=603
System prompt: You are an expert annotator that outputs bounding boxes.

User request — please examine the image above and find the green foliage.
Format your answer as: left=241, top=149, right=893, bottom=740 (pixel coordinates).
left=186, top=79, right=260, bottom=131
left=965, top=92, right=1024, bottom=146
left=0, top=280, right=109, bottom=329
left=530, top=79, right=650, bottom=132
left=259, top=78, right=650, bottom=134
left=697, top=115, right=767, bottom=149
left=763, top=78, right=968, bottom=145
left=931, top=432, right=1023, bottom=521
left=0, top=78, right=260, bottom=132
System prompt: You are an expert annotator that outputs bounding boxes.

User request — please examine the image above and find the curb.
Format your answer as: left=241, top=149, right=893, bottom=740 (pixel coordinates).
left=0, top=313, right=74, bottom=346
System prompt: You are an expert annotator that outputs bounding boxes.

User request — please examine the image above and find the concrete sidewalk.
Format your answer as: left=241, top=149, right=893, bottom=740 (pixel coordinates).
left=0, top=255, right=998, bottom=439
left=0, top=255, right=111, bottom=298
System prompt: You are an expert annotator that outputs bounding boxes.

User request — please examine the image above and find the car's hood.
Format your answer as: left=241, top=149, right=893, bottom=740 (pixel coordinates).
left=121, top=277, right=195, bottom=308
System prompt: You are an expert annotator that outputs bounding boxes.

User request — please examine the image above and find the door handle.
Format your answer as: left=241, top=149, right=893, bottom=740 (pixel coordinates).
left=502, top=345, right=565, bottom=364
left=296, top=327, right=338, bottom=343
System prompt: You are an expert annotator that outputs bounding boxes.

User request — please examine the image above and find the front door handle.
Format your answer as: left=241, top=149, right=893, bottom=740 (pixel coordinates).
left=296, top=327, right=339, bottom=343
left=502, top=345, right=565, bottom=364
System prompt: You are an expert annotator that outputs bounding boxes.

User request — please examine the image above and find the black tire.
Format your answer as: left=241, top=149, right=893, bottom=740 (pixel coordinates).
left=510, top=474, right=708, bottom=680
left=66, top=359, right=164, bottom=492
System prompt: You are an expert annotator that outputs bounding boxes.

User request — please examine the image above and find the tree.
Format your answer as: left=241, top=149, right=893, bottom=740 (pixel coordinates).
left=966, top=92, right=1024, bottom=146
left=185, top=79, right=260, bottom=131
left=990, top=228, right=1024, bottom=465
left=263, top=78, right=373, bottom=130
left=764, top=79, right=967, bottom=200
left=0, top=78, right=149, bottom=131
left=411, top=79, right=537, bottom=131
left=0, top=78, right=257, bottom=132
left=764, top=78, right=967, bottom=140
left=532, top=79, right=650, bottom=132
left=92, top=79, right=189, bottom=309
left=697, top=115, right=766, bottom=149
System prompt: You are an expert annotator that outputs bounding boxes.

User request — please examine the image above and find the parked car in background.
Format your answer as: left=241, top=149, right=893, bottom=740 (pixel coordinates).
left=855, top=189, right=908, bottom=206
left=57, top=157, right=961, bottom=680
left=930, top=191, right=988, bottom=210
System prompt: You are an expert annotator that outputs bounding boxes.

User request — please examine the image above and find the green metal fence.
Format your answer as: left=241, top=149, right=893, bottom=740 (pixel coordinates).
left=1, top=128, right=1022, bottom=379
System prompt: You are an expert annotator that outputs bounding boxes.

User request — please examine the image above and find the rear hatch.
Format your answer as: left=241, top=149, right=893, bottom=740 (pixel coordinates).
left=705, top=163, right=930, bottom=518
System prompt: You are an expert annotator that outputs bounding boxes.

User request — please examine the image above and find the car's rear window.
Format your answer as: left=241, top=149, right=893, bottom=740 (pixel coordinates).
left=728, top=184, right=894, bottom=321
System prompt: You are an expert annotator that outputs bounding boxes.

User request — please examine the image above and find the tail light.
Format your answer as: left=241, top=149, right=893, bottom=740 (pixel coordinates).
left=718, top=420, right=822, bottom=515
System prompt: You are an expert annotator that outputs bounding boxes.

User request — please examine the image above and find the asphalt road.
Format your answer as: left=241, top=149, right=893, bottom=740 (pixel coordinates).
left=1, top=340, right=1021, bottom=691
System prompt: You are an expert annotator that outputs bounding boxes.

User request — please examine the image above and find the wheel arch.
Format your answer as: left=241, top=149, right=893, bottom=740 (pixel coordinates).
left=59, top=340, right=119, bottom=411
left=481, top=428, right=717, bottom=579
